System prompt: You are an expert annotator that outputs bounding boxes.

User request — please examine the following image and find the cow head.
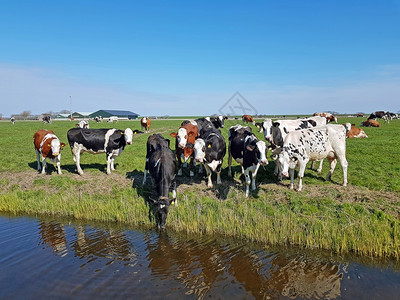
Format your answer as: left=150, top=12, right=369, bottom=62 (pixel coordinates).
left=124, top=128, right=134, bottom=145
left=245, top=136, right=268, bottom=165
left=193, top=138, right=206, bottom=163
left=170, top=128, right=197, bottom=149
left=212, top=115, right=227, bottom=128
left=260, top=119, right=273, bottom=142
left=278, top=150, right=297, bottom=178
left=149, top=196, right=175, bottom=230
left=49, top=139, right=65, bottom=156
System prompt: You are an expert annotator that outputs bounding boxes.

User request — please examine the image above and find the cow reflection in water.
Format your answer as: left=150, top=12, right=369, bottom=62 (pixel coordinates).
left=38, top=220, right=134, bottom=261
left=146, top=232, right=344, bottom=299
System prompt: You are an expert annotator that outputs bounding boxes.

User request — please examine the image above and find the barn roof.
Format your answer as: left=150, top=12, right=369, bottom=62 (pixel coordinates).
left=101, top=110, right=139, bottom=116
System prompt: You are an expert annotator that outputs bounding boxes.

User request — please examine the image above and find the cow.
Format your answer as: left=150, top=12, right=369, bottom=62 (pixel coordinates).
left=140, top=117, right=151, bottom=133
left=209, top=115, right=228, bottom=129
left=228, top=125, right=268, bottom=197
left=361, top=119, right=381, bottom=127
left=107, top=116, right=119, bottom=123
left=242, top=115, right=255, bottom=125
left=33, top=129, right=66, bottom=174
left=313, top=112, right=338, bottom=123
left=42, top=115, right=51, bottom=124
left=275, top=124, right=348, bottom=191
left=389, top=112, right=399, bottom=120
left=94, top=116, right=103, bottom=123
left=193, top=127, right=226, bottom=187
left=76, top=120, right=89, bottom=129
left=303, top=116, right=327, bottom=127
left=67, top=127, right=137, bottom=175
left=10, top=117, right=15, bottom=124
left=170, top=121, right=199, bottom=177
left=368, top=111, right=390, bottom=122
left=142, top=134, right=177, bottom=229
left=357, top=113, right=364, bottom=117
left=344, top=123, right=368, bottom=138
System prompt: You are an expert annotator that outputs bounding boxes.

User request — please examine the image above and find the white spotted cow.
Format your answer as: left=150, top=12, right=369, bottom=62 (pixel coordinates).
left=67, top=127, right=139, bottom=175
left=107, top=116, right=119, bottom=123
left=76, top=120, right=89, bottom=129
left=276, top=125, right=348, bottom=191
left=228, top=125, right=268, bottom=197
left=33, top=129, right=66, bottom=174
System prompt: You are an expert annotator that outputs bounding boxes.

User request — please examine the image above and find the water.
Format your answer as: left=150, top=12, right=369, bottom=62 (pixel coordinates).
left=1, top=213, right=399, bottom=299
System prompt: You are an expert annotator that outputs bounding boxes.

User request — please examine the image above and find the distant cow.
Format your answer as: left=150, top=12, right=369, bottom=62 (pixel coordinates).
left=344, top=123, right=368, bottom=138
left=361, top=119, right=381, bottom=127
left=228, top=125, right=268, bottom=197
left=94, top=116, right=103, bottom=123
left=140, top=117, right=151, bottom=133
left=34, top=129, right=66, bottom=174
left=42, top=115, right=51, bottom=124
left=193, top=127, right=226, bottom=187
left=389, top=112, right=399, bottom=120
left=357, top=113, right=364, bottom=117
left=107, top=116, right=119, bottom=123
left=143, top=134, right=177, bottom=229
left=76, top=120, right=89, bottom=129
left=313, top=112, right=337, bottom=123
left=242, top=115, right=255, bottom=125
left=368, top=111, right=390, bottom=122
left=170, top=120, right=199, bottom=177
left=67, top=127, right=137, bottom=175
left=276, top=124, right=348, bottom=191
left=10, top=117, right=15, bottom=124
left=209, top=115, right=228, bottom=129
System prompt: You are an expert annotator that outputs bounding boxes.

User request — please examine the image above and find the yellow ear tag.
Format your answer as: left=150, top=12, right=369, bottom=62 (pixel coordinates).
left=208, top=144, right=211, bottom=148
left=134, top=132, right=136, bottom=134
left=171, top=200, right=175, bottom=205
left=48, top=144, right=51, bottom=147
left=121, top=132, right=123, bottom=135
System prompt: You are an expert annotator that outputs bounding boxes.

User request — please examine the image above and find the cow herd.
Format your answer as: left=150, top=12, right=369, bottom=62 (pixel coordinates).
left=30, top=111, right=394, bottom=228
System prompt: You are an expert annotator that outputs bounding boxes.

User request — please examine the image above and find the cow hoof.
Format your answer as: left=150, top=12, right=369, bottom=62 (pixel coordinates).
left=207, top=183, right=213, bottom=188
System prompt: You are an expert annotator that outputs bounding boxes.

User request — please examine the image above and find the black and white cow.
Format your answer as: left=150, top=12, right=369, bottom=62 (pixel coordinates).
left=193, top=127, right=226, bottom=187
left=67, top=127, right=138, bottom=175
left=143, top=134, right=177, bottom=229
left=194, top=115, right=227, bottom=135
left=43, top=115, right=51, bottom=124
left=10, top=117, right=15, bottom=124
left=276, top=124, right=348, bottom=191
left=368, top=111, right=391, bottom=122
left=94, top=116, right=103, bottom=123
left=228, top=125, right=268, bottom=197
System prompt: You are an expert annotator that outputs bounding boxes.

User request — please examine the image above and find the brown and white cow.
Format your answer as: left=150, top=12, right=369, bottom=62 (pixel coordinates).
left=34, top=129, right=66, bottom=174
left=76, top=120, right=89, bottom=129
left=170, top=120, right=199, bottom=177
left=361, top=119, right=381, bottom=127
left=313, top=112, right=337, bottom=123
left=140, top=117, right=151, bottom=133
left=242, top=115, right=255, bottom=125
left=344, top=123, right=368, bottom=138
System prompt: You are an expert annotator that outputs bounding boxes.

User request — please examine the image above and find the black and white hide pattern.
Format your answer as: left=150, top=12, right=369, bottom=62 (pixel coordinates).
left=276, top=124, right=348, bottom=191
left=227, top=125, right=268, bottom=197
left=67, top=127, right=138, bottom=175
left=143, top=134, right=177, bottom=230
left=193, top=128, right=226, bottom=187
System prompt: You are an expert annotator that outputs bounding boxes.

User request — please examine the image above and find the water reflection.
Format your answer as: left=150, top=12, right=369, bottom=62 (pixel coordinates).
left=2, top=214, right=400, bottom=299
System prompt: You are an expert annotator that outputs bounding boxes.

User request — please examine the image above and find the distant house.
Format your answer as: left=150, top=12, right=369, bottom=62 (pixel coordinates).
left=72, top=112, right=93, bottom=119
left=89, top=110, right=139, bottom=120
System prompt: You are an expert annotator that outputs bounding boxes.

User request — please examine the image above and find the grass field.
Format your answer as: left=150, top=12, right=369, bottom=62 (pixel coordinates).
left=0, top=117, right=399, bottom=259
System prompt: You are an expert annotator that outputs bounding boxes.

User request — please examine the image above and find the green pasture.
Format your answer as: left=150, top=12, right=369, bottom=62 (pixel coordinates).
left=0, top=117, right=400, bottom=259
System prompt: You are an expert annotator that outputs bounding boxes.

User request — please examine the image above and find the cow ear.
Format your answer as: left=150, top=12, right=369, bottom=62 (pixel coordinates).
left=271, top=154, right=278, bottom=161
left=61, top=143, right=66, bottom=148
left=170, top=132, right=177, bottom=138
left=207, top=143, right=212, bottom=148
left=273, top=122, right=280, bottom=127
left=47, top=144, right=51, bottom=147
left=246, top=144, right=255, bottom=151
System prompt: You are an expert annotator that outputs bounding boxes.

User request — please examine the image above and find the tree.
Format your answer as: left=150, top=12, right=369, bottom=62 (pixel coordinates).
left=20, top=110, right=31, bottom=118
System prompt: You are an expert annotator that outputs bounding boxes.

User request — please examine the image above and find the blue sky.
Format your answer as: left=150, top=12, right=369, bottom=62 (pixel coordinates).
left=1, top=0, right=400, bottom=117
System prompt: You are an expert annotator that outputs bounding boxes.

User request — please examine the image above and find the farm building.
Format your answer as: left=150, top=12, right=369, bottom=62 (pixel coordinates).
left=72, top=112, right=92, bottom=119
left=89, top=110, right=139, bottom=120
left=53, top=113, right=71, bottom=119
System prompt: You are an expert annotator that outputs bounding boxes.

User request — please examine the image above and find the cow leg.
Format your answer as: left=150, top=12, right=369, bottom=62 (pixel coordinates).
left=171, top=180, right=177, bottom=205
left=317, top=159, right=324, bottom=173
left=289, top=168, right=295, bottom=190
left=228, top=145, right=233, bottom=177
left=56, top=154, right=62, bottom=175
left=216, top=164, right=222, bottom=185
left=106, top=153, right=113, bottom=174
left=337, top=156, right=348, bottom=187
left=310, top=161, right=316, bottom=170
left=177, top=156, right=183, bottom=176
left=251, top=164, right=260, bottom=191
left=35, top=149, right=41, bottom=172
left=143, top=158, right=148, bottom=184
left=198, top=163, right=203, bottom=174
left=204, top=164, right=213, bottom=187
left=41, top=156, right=47, bottom=175
left=326, top=158, right=337, bottom=182
left=189, top=157, right=195, bottom=177
left=297, top=162, right=307, bottom=192
left=72, top=148, right=84, bottom=175
left=244, top=168, right=251, bottom=197
left=110, top=156, right=116, bottom=171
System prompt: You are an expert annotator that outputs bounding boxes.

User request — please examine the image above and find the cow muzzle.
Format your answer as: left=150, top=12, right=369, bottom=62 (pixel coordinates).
left=282, top=171, right=289, bottom=178
left=260, top=159, right=268, bottom=165
left=195, top=157, right=203, bottom=163
left=126, top=141, right=132, bottom=145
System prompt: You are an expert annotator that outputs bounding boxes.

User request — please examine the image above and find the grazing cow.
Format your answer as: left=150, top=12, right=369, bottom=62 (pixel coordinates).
left=193, top=128, right=226, bottom=187
left=143, top=134, right=177, bottom=229
left=361, top=119, right=381, bottom=127
left=76, top=120, right=89, bottom=129
left=368, top=111, right=390, bottom=122
left=10, top=117, right=15, bottom=124
left=107, top=116, right=119, bottom=123
left=67, top=127, right=138, bottom=175
left=242, top=115, right=255, bottom=125
left=344, top=123, right=368, bottom=138
left=357, top=113, right=364, bottom=117
left=313, top=112, right=337, bottom=123
left=33, top=129, right=66, bottom=174
left=389, top=112, right=399, bottom=120
left=94, top=116, right=103, bottom=123
left=42, top=115, right=51, bottom=124
left=170, top=121, right=199, bottom=177
left=140, top=117, right=151, bottom=133
left=276, top=125, right=348, bottom=191
left=209, top=114, right=228, bottom=129
left=228, top=125, right=268, bottom=197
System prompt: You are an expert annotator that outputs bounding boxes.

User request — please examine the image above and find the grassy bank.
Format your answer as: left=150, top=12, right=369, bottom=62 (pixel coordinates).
left=0, top=117, right=400, bottom=259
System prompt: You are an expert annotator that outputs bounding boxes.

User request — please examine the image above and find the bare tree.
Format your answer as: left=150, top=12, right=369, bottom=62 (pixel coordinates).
left=20, top=110, right=31, bottom=118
